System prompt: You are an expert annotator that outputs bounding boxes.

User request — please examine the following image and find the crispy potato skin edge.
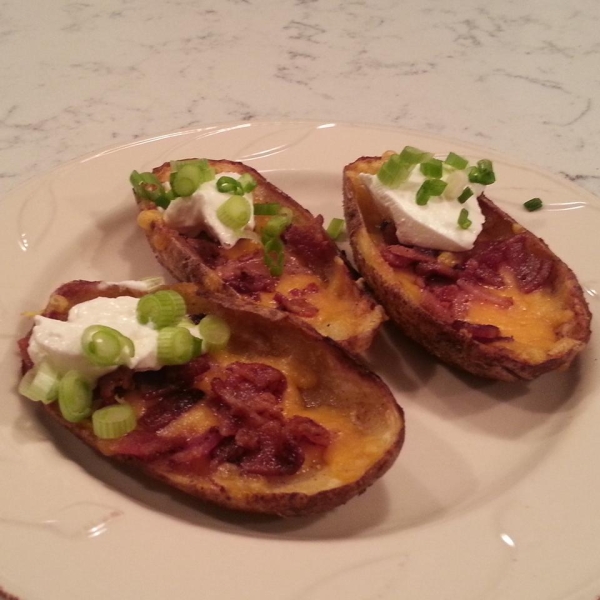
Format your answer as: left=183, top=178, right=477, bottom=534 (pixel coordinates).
left=342, top=156, right=592, bottom=382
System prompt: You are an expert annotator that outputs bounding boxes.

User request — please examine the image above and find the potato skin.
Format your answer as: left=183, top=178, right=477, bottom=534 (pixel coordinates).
left=343, top=155, right=592, bottom=381
left=134, top=159, right=385, bottom=355
left=23, top=281, right=404, bottom=517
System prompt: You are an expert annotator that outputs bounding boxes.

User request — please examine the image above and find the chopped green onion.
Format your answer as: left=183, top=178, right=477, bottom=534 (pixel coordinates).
left=377, top=154, right=413, bottom=188
left=172, top=164, right=204, bottom=197
left=239, top=173, right=257, bottom=193
left=420, top=157, right=443, bottom=178
left=262, top=213, right=292, bottom=239
left=458, top=208, right=472, bottom=229
left=443, top=169, right=469, bottom=200
left=130, top=171, right=170, bottom=209
left=253, top=203, right=281, bottom=215
left=170, top=159, right=215, bottom=182
left=216, top=195, right=252, bottom=229
left=444, top=152, right=469, bottom=170
left=58, top=371, right=92, bottom=423
left=416, top=179, right=448, bottom=205
left=216, top=176, right=244, bottom=196
left=92, top=403, right=137, bottom=439
left=198, top=315, right=231, bottom=352
left=81, top=325, right=134, bottom=367
left=18, top=362, right=60, bottom=404
left=398, top=146, right=430, bottom=165
left=157, top=327, right=199, bottom=365
left=263, top=236, right=285, bottom=276
left=468, top=159, right=496, bottom=185
left=457, top=187, right=474, bottom=203
left=524, top=197, right=543, bottom=211
left=326, top=217, right=345, bottom=240
left=137, top=290, right=187, bottom=329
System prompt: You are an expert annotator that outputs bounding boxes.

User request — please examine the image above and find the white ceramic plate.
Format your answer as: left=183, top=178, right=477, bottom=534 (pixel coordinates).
left=1, top=122, right=598, bottom=600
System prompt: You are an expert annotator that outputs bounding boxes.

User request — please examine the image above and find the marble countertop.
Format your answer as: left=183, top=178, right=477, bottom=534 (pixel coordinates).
left=1, top=0, right=599, bottom=198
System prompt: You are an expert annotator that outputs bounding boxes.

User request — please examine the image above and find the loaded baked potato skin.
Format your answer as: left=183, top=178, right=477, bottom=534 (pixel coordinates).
left=19, top=280, right=404, bottom=517
left=133, top=159, right=385, bottom=355
left=343, top=155, right=591, bottom=381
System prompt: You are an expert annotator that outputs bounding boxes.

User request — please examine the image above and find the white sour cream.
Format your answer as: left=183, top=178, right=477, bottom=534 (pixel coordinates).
left=360, top=166, right=486, bottom=252
left=28, top=296, right=200, bottom=383
left=163, top=172, right=254, bottom=247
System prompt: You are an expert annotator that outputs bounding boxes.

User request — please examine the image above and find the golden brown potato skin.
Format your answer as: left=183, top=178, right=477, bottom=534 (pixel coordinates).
left=343, top=155, right=592, bottom=381
left=134, top=159, right=385, bottom=354
left=22, top=281, right=404, bottom=517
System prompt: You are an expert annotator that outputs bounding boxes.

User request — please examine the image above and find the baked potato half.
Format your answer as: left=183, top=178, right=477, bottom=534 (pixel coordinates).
left=132, top=159, right=385, bottom=354
left=18, top=280, right=404, bottom=516
left=343, top=154, right=591, bottom=381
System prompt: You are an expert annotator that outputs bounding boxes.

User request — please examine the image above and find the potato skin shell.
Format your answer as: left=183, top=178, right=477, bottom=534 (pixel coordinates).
left=343, top=156, right=592, bottom=381
left=24, top=281, right=404, bottom=517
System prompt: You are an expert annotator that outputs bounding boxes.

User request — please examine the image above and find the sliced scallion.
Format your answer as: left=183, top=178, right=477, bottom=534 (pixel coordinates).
left=458, top=208, right=472, bottom=229
left=262, top=213, right=292, bottom=239
left=58, top=371, right=92, bottom=423
left=129, top=171, right=170, bottom=209
left=524, top=197, right=543, bottom=211
left=419, top=157, right=443, bottom=178
left=398, top=146, right=430, bottom=165
left=170, top=159, right=215, bottom=182
left=216, top=176, right=244, bottom=196
left=416, top=179, right=448, bottom=205
left=137, top=290, right=187, bottom=329
left=443, top=169, right=469, bottom=200
left=18, top=362, right=60, bottom=404
left=198, top=315, right=231, bottom=352
left=172, top=164, right=204, bottom=197
left=216, top=195, right=252, bottom=229
left=377, top=154, right=412, bottom=188
left=81, top=325, right=134, bottom=367
left=92, top=403, right=137, bottom=439
left=157, top=326, right=199, bottom=365
left=326, top=217, right=345, bottom=240
left=468, top=159, right=496, bottom=185
left=263, top=236, right=285, bottom=276
left=239, top=173, right=257, bottom=193
left=457, top=186, right=474, bottom=203
left=444, top=152, right=469, bottom=170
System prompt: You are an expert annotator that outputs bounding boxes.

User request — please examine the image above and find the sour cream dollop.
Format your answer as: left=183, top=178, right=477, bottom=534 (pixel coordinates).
left=163, top=172, right=254, bottom=248
left=360, top=165, right=486, bottom=252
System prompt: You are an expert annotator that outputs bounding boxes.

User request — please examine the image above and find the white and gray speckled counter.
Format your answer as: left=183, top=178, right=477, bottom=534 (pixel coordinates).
left=1, top=0, right=599, bottom=195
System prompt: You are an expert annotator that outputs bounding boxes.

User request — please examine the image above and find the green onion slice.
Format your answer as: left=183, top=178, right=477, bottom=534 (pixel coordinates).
left=157, top=326, right=199, bottom=365
left=326, top=217, right=345, bottom=240
left=170, top=159, right=215, bottom=182
left=377, top=154, right=413, bottom=188
left=216, top=176, right=244, bottom=196
left=216, top=195, right=252, bottom=230
left=172, top=164, right=204, bottom=197
left=263, top=236, right=285, bottom=276
left=92, top=403, right=137, bottom=439
left=198, top=315, right=231, bottom=352
left=524, top=197, right=543, bottom=211
left=137, top=290, right=187, bottom=329
left=129, top=171, right=170, bottom=209
left=468, top=159, right=496, bottom=185
left=458, top=208, right=472, bottom=229
left=444, top=152, right=469, bottom=170
left=81, top=325, right=134, bottom=367
left=457, top=186, right=474, bottom=203
left=239, top=173, right=257, bottom=193
left=416, top=179, right=448, bottom=205
left=18, top=362, right=60, bottom=404
left=398, top=146, right=431, bottom=165
left=262, top=213, right=292, bottom=239
left=253, top=203, right=281, bottom=216
left=420, top=157, right=443, bottom=178
left=58, top=371, right=93, bottom=423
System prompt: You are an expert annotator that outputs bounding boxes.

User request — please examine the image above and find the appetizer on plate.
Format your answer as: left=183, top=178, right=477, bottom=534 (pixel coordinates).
left=343, top=148, right=592, bottom=381
left=17, top=280, right=404, bottom=516
left=131, top=159, right=385, bottom=354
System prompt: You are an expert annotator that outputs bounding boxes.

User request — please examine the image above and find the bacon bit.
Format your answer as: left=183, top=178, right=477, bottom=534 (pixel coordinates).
left=504, top=235, right=553, bottom=293
left=426, top=283, right=470, bottom=320
left=139, top=389, right=205, bottom=432
left=217, top=255, right=277, bottom=295
left=274, top=292, right=319, bottom=318
left=456, top=279, right=514, bottom=308
left=381, top=244, right=438, bottom=269
left=185, top=235, right=224, bottom=269
left=17, top=335, right=34, bottom=372
left=287, top=416, right=331, bottom=446
left=415, top=261, right=459, bottom=281
left=168, top=427, right=223, bottom=465
left=283, top=220, right=337, bottom=268
left=112, top=430, right=187, bottom=459
left=452, top=320, right=505, bottom=343
left=96, top=367, right=135, bottom=405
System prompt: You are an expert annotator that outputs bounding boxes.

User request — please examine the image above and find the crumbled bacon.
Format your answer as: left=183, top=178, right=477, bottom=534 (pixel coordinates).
left=282, top=218, right=337, bottom=268
left=17, top=335, right=34, bottom=372
left=217, top=255, right=277, bottom=295
left=381, top=244, right=438, bottom=269
left=96, top=367, right=135, bottom=405
left=287, top=415, right=331, bottom=446
left=184, top=235, right=224, bottom=269
left=274, top=292, right=318, bottom=317
left=112, top=430, right=187, bottom=459
left=452, top=320, right=506, bottom=343
left=138, top=388, right=205, bottom=432
left=503, top=235, right=553, bottom=293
